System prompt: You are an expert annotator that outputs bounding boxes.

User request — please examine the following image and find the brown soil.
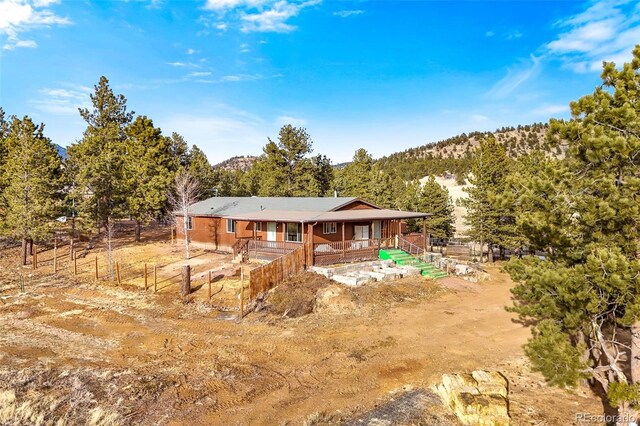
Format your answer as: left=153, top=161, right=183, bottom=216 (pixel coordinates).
left=0, top=232, right=604, bottom=425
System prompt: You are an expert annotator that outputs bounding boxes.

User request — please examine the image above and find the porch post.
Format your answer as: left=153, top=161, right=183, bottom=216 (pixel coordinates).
left=341, top=221, right=345, bottom=260
left=422, top=217, right=427, bottom=260
left=310, top=223, right=315, bottom=266
left=253, top=221, right=256, bottom=240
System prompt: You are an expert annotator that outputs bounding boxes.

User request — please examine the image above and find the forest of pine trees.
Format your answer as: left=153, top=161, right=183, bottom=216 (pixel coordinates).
left=1, top=42, right=639, bottom=421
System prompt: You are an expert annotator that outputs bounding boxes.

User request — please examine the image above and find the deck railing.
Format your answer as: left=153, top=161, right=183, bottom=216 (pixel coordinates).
left=313, top=239, right=380, bottom=266
left=247, top=239, right=299, bottom=260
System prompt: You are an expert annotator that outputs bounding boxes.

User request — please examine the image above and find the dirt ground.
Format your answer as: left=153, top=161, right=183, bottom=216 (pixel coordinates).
left=0, top=230, right=604, bottom=425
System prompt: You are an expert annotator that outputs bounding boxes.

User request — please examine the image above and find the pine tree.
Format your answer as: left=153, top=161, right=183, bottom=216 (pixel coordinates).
left=335, top=148, right=375, bottom=198
left=0, top=117, right=63, bottom=264
left=0, top=108, right=10, bottom=201
left=417, top=176, right=455, bottom=239
left=123, top=116, right=174, bottom=241
left=461, top=137, right=518, bottom=260
left=70, top=76, right=134, bottom=232
left=187, top=145, right=217, bottom=199
left=506, top=46, right=640, bottom=420
left=252, top=125, right=328, bottom=197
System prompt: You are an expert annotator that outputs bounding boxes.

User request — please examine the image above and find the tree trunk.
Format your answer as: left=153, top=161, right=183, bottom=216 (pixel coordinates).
left=21, top=238, right=28, bottom=266
left=630, top=324, right=640, bottom=384
left=616, top=402, right=639, bottom=426
left=28, top=239, right=33, bottom=256
left=135, top=220, right=141, bottom=243
left=488, top=243, right=494, bottom=262
left=181, top=265, right=191, bottom=296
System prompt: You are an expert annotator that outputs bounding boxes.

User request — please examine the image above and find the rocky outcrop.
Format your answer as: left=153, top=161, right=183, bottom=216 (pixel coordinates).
left=434, top=370, right=510, bottom=426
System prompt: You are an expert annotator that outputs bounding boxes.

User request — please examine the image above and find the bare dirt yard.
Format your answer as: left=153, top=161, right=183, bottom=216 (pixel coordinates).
left=0, top=230, right=604, bottom=425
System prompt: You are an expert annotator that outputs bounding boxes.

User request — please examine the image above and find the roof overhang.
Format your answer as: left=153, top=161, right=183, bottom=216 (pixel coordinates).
left=223, top=209, right=431, bottom=223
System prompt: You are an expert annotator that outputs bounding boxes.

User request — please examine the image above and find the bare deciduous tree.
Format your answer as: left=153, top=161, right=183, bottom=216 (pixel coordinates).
left=168, top=170, right=200, bottom=260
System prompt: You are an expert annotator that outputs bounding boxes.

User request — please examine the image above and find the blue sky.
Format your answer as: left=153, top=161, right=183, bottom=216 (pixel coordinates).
left=1, top=0, right=639, bottom=164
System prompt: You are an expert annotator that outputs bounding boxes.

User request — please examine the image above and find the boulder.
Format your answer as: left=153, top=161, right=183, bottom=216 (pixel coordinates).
left=314, top=284, right=357, bottom=314
left=434, top=370, right=509, bottom=426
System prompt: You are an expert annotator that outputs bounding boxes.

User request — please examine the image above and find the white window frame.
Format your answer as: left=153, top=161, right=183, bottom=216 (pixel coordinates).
left=186, top=216, right=193, bottom=230
left=285, top=222, right=302, bottom=243
left=226, top=219, right=236, bottom=234
left=323, top=222, right=337, bottom=234
left=255, top=221, right=262, bottom=232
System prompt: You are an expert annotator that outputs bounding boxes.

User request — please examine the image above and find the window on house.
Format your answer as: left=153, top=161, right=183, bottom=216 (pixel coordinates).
left=226, top=219, right=236, bottom=233
left=323, top=222, right=337, bottom=234
left=187, top=216, right=193, bottom=230
left=285, top=222, right=302, bottom=242
left=255, top=222, right=262, bottom=231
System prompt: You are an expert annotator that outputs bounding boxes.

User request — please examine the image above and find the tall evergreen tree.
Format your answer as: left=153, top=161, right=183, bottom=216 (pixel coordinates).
left=187, top=145, right=217, bottom=199
left=252, top=125, right=328, bottom=196
left=70, top=76, right=134, bottom=231
left=169, top=132, right=190, bottom=171
left=413, top=176, right=455, bottom=239
left=123, top=116, right=174, bottom=241
left=0, top=117, right=63, bottom=264
left=335, top=148, right=375, bottom=198
left=461, top=137, right=518, bottom=260
left=506, top=46, right=640, bottom=420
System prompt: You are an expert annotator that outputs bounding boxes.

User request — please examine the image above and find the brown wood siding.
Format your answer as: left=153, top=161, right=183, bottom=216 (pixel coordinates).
left=335, top=200, right=377, bottom=211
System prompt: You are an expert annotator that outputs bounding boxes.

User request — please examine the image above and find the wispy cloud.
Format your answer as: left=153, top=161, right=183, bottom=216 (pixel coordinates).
left=186, top=48, right=198, bottom=55
left=470, top=113, right=489, bottom=123
left=487, top=55, right=541, bottom=99
left=167, top=61, right=198, bottom=67
left=532, top=104, right=569, bottom=116
left=240, top=0, right=320, bottom=33
left=276, top=115, right=306, bottom=126
left=201, top=0, right=319, bottom=33
left=545, top=0, right=640, bottom=72
left=220, top=73, right=263, bottom=82
left=187, top=71, right=212, bottom=77
left=31, top=84, right=92, bottom=115
left=505, top=29, right=522, bottom=40
left=333, top=9, right=363, bottom=18
left=485, top=30, right=494, bottom=37
left=240, top=42, right=250, bottom=52
left=0, top=0, right=71, bottom=50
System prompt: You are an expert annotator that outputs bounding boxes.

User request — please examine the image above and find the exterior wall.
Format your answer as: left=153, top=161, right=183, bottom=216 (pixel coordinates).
left=335, top=200, right=377, bottom=211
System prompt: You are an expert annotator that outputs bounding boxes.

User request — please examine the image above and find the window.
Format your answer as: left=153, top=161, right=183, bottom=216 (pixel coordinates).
left=323, top=222, right=337, bottom=234
left=255, top=222, right=262, bottom=232
left=226, top=219, right=236, bottom=233
left=186, top=216, right=193, bottom=230
left=285, top=222, right=302, bottom=242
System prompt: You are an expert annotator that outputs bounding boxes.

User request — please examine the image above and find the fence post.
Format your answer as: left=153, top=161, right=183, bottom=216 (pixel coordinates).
left=116, top=261, right=121, bottom=285
left=181, top=265, right=191, bottom=296
left=154, top=264, right=157, bottom=293
left=239, top=265, right=244, bottom=321
left=207, top=270, right=212, bottom=300
left=53, top=240, right=57, bottom=273
left=94, top=256, right=99, bottom=280
left=32, top=245, right=37, bottom=270
left=144, top=263, right=148, bottom=290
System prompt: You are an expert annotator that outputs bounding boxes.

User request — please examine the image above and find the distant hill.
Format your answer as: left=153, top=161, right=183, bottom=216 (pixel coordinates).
left=54, top=144, right=67, bottom=160
left=213, top=155, right=258, bottom=172
left=376, top=123, right=564, bottom=181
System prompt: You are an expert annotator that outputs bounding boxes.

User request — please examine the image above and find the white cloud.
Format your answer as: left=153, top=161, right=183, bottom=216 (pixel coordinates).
left=276, top=115, right=306, bottom=126
left=186, top=48, right=198, bottom=55
left=187, top=71, right=212, bottom=77
left=31, top=84, right=92, bottom=115
left=333, top=9, right=363, bottom=18
left=470, top=114, right=489, bottom=123
left=215, top=22, right=228, bottom=30
left=505, top=29, right=522, bottom=40
left=487, top=54, right=542, bottom=99
left=0, top=0, right=70, bottom=50
left=485, top=30, right=494, bottom=37
left=167, top=61, right=199, bottom=68
left=220, top=73, right=263, bottom=82
left=203, top=0, right=265, bottom=10
left=532, top=104, right=570, bottom=116
left=545, top=0, right=640, bottom=72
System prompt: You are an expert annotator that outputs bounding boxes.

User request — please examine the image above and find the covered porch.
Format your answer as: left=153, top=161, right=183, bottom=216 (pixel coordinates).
left=227, top=209, right=431, bottom=267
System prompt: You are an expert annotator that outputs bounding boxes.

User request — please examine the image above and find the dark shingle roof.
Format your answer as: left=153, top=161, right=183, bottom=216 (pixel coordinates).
left=187, top=197, right=366, bottom=217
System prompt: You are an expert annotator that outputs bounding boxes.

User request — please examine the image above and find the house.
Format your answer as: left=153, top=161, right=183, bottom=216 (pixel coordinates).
left=175, top=197, right=430, bottom=266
